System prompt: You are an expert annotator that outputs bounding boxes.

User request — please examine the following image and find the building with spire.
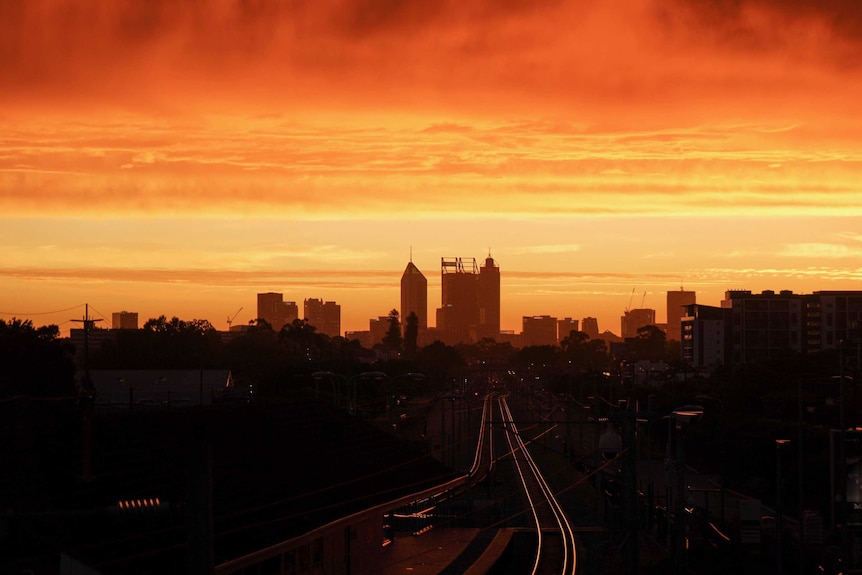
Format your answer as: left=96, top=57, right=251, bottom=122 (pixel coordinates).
left=400, top=257, right=427, bottom=330
left=477, top=252, right=500, bottom=341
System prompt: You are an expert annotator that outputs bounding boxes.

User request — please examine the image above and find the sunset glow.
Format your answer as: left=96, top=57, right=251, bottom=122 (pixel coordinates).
left=2, top=0, right=861, bottom=335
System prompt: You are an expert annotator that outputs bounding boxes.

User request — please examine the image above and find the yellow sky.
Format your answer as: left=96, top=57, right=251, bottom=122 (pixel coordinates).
left=2, top=0, right=861, bottom=336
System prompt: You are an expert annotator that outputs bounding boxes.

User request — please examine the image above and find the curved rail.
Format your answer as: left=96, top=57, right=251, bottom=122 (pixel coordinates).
left=499, top=396, right=577, bottom=575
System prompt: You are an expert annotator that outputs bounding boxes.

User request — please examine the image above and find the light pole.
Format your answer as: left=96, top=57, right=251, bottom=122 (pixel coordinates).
left=672, top=405, right=703, bottom=575
left=776, top=438, right=791, bottom=575
left=696, top=394, right=726, bottom=524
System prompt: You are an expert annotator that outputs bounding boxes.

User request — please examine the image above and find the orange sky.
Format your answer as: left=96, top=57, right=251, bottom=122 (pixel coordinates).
left=2, top=0, right=861, bottom=336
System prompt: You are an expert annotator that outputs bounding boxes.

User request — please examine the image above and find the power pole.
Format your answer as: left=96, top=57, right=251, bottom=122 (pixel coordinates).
left=71, top=304, right=102, bottom=481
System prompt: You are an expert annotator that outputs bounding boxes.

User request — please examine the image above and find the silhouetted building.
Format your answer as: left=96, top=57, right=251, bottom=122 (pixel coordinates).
left=304, top=298, right=341, bottom=338
left=582, top=317, right=599, bottom=339
left=369, top=315, right=391, bottom=345
left=666, top=288, right=696, bottom=342
left=685, top=289, right=862, bottom=369
left=681, top=304, right=731, bottom=368
left=497, top=330, right=522, bottom=348
left=436, top=255, right=501, bottom=345
left=401, top=260, right=428, bottom=330
left=477, top=254, right=501, bottom=341
left=621, top=308, right=656, bottom=339
left=558, top=318, right=579, bottom=343
left=809, top=292, right=862, bottom=365
left=345, top=330, right=373, bottom=348
left=257, top=292, right=298, bottom=331
left=112, top=311, right=138, bottom=330
left=438, top=257, right=480, bottom=345
left=522, top=315, right=558, bottom=347
left=722, top=290, right=803, bottom=364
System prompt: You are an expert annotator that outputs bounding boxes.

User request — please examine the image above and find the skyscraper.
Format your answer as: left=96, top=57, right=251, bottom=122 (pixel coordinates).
left=477, top=254, right=501, bottom=341
left=257, top=292, right=298, bottom=331
left=621, top=308, right=656, bottom=339
left=438, top=257, right=479, bottom=345
left=400, top=259, right=427, bottom=329
left=304, top=298, right=341, bottom=338
left=582, top=317, right=599, bottom=339
left=666, top=288, right=696, bottom=341
left=436, top=254, right=502, bottom=345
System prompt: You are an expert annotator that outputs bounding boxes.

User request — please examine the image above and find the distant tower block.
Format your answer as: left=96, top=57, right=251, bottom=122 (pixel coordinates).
left=439, top=257, right=480, bottom=345
left=558, top=317, right=579, bottom=343
left=401, top=259, right=428, bottom=329
left=477, top=253, right=501, bottom=341
left=112, top=311, right=138, bottom=330
left=666, top=288, right=696, bottom=342
left=582, top=317, right=599, bottom=339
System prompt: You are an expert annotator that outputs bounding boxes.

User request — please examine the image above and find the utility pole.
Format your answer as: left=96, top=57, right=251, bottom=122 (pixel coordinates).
left=71, top=304, right=102, bottom=481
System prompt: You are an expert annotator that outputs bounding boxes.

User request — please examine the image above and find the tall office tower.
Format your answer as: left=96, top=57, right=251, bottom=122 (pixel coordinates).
left=581, top=317, right=599, bottom=339
left=666, top=288, right=696, bottom=342
left=112, top=311, right=139, bottom=330
left=257, top=292, right=298, bottom=331
left=400, top=260, right=428, bottom=330
left=558, top=317, right=579, bottom=343
left=438, top=257, right=480, bottom=345
left=476, top=254, right=501, bottom=341
left=621, top=308, right=656, bottom=339
left=522, top=315, right=558, bottom=347
left=304, top=298, right=341, bottom=338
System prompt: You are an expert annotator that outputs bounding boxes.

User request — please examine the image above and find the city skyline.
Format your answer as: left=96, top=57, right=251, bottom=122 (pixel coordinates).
left=2, top=2, right=861, bottom=338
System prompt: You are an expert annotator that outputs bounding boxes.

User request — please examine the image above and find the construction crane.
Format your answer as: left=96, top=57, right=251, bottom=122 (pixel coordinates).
left=626, top=287, right=636, bottom=312
left=227, top=307, right=243, bottom=329
left=641, top=291, right=647, bottom=308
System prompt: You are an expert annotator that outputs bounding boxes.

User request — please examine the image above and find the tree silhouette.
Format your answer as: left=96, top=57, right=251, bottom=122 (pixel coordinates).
left=403, top=312, right=419, bottom=358
left=382, top=309, right=402, bottom=355
left=0, top=318, right=75, bottom=398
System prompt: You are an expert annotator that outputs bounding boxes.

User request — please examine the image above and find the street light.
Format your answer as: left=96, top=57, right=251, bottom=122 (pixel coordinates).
left=671, top=404, right=703, bottom=575
left=776, top=438, right=791, bottom=575
left=696, top=394, right=726, bottom=524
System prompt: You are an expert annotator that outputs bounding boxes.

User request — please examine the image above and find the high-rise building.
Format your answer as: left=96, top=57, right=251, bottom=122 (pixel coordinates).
left=438, top=257, right=480, bottom=345
left=666, top=288, right=696, bottom=342
left=621, top=308, right=656, bottom=340
left=581, top=317, right=599, bottom=339
left=112, top=311, right=138, bottom=330
left=522, top=315, right=558, bottom=347
left=681, top=304, right=731, bottom=368
left=400, top=260, right=427, bottom=330
left=257, top=292, right=298, bottom=331
left=558, top=318, right=579, bottom=343
left=477, top=254, right=501, bottom=341
left=436, top=255, right=502, bottom=345
left=721, top=290, right=803, bottom=364
left=304, top=298, right=341, bottom=338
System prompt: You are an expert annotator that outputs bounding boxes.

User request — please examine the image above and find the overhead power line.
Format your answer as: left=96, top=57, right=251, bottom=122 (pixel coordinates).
left=0, top=303, right=86, bottom=316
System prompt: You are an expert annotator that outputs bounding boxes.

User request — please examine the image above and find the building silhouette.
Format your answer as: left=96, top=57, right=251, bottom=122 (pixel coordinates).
left=400, top=259, right=427, bottom=330
left=436, top=255, right=501, bottom=345
left=256, top=292, right=298, bottom=331
left=112, top=311, right=138, bottom=330
left=666, top=288, right=696, bottom=341
left=621, top=308, right=656, bottom=339
left=558, top=317, right=579, bottom=343
left=683, top=290, right=862, bottom=369
left=476, top=254, right=501, bottom=341
left=522, top=315, right=558, bottom=347
left=581, top=317, right=599, bottom=339
left=304, top=298, right=341, bottom=338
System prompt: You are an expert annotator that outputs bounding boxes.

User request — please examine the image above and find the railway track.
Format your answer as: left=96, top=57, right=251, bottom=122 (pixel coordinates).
left=498, top=395, right=578, bottom=575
